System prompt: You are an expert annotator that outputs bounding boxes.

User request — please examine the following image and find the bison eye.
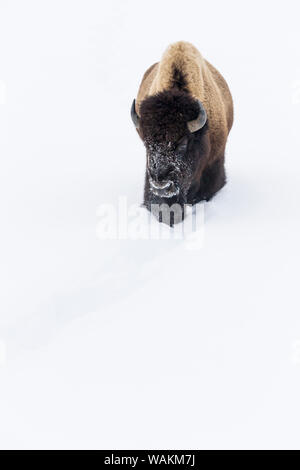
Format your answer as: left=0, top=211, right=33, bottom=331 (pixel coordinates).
left=175, top=136, right=188, bottom=154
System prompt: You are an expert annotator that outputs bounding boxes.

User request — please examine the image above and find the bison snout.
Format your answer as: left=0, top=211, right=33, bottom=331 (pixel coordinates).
left=149, top=177, right=171, bottom=190
left=148, top=174, right=179, bottom=198
left=148, top=163, right=174, bottom=182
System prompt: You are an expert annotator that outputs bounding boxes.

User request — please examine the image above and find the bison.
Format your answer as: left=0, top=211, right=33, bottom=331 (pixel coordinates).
left=131, top=41, right=233, bottom=225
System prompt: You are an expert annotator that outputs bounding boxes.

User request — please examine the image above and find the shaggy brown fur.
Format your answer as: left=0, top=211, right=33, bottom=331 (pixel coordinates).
left=132, top=41, right=233, bottom=224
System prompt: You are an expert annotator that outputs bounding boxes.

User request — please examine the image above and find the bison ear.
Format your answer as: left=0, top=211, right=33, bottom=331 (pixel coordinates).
left=131, top=99, right=140, bottom=129
left=187, top=100, right=207, bottom=133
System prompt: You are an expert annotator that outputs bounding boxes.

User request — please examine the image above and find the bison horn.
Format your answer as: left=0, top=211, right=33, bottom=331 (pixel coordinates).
left=131, top=99, right=140, bottom=129
left=187, top=100, right=207, bottom=133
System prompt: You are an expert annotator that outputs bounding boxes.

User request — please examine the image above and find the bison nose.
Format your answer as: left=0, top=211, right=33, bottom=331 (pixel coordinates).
left=149, top=164, right=172, bottom=183
left=157, top=166, right=172, bottom=182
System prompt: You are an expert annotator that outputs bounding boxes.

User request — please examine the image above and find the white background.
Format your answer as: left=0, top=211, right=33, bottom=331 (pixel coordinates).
left=0, top=0, right=300, bottom=450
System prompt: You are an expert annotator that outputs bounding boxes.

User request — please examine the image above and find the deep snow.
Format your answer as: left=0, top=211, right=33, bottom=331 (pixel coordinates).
left=0, top=0, right=300, bottom=449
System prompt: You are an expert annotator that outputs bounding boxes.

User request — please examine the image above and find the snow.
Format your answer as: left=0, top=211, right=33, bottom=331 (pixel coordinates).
left=0, top=0, right=300, bottom=450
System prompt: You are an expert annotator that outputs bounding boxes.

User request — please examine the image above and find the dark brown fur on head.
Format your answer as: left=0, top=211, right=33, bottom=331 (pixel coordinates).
left=139, top=89, right=200, bottom=143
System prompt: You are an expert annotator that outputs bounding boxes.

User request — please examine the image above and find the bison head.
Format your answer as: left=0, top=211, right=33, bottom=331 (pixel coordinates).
left=131, top=90, right=209, bottom=224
